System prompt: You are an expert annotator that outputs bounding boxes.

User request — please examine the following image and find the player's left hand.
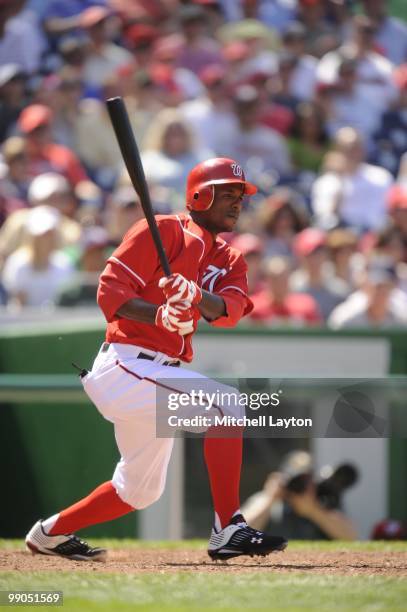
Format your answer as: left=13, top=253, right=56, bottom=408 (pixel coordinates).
left=159, top=273, right=202, bottom=305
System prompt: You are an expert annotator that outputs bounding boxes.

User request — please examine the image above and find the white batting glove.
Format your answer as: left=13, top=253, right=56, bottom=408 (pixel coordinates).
left=155, top=300, right=195, bottom=336
left=159, top=273, right=202, bottom=305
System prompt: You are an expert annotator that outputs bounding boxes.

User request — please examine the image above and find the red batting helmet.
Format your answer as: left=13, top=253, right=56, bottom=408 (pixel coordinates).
left=186, top=157, right=257, bottom=211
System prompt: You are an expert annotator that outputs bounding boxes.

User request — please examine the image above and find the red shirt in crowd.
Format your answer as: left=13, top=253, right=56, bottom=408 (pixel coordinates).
left=97, top=213, right=253, bottom=362
left=250, top=289, right=321, bottom=326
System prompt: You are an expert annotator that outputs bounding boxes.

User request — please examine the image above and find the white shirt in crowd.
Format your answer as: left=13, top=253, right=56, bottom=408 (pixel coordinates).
left=180, top=98, right=235, bottom=153
left=289, top=55, right=318, bottom=101
left=317, top=49, right=397, bottom=115
left=220, top=121, right=292, bottom=178
left=311, top=163, right=393, bottom=231
left=0, top=9, right=45, bottom=74
left=82, top=44, right=133, bottom=87
left=328, top=289, right=407, bottom=329
left=2, top=249, right=74, bottom=307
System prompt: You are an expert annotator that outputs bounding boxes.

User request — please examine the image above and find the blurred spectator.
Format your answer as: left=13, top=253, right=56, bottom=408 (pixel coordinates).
left=219, top=84, right=291, bottom=180
left=56, top=225, right=109, bottom=307
left=221, top=0, right=297, bottom=32
left=105, top=185, right=144, bottom=246
left=0, top=172, right=81, bottom=261
left=42, top=0, right=108, bottom=39
left=150, top=36, right=205, bottom=103
left=74, top=179, right=104, bottom=227
left=326, top=228, right=363, bottom=293
left=181, top=64, right=234, bottom=152
left=231, top=232, right=265, bottom=295
left=271, top=51, right=302, bottom=112
left=291, top=227, right=348, bottom=319
left=141, top=109, right=211, bottom=210
left=288, top=101, right=328, bottom=173
left=250, top=256, right=322, bottom=326
left=17, top=104, right=89, bottom=186
left=0, top=0, right=45, bottom=74
left=0, top=64, right=28, bottom=143
left=242, top=451, right=357, bottom=540
left=296, top=0, right=339, bottom=58
left=322, top=56, right=383, bottom=143
left=0, top=136, right=30, bottom=204
left=361, top=0, right=407, bottom=65
left=369, top=65, right=407, bottom=176
left=79, top=6, right=133, bottom=88
left=312, top=128, right=393, bottom=231
left=328, top=255, right=407, bottom=328
left=317, top=15, right=397, bottom=118
left=174, top=5, right=224, bottom=75
left=387, top=185, right=407, bottom=258
left=280, top=21, right=318, bottom=101
left=2, top=205, right=75, bottom=307
left=257, top=188, right=309, bottom=258
left=50, top=67, right=84, bottom=150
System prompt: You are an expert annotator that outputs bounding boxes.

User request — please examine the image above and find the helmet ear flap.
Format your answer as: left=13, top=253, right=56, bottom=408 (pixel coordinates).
left=190, top=185, right=214, bottom=211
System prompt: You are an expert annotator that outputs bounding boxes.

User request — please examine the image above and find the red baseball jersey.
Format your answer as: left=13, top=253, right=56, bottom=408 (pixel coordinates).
left=97, top=213, right=253, bottom=362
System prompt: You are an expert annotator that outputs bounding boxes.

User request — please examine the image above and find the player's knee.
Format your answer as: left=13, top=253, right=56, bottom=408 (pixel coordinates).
left=125, top=483, right=165, bottom=509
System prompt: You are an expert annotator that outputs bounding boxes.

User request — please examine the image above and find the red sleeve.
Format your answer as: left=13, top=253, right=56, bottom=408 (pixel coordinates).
left=97, top=219, right=160, bottom=322
left=209, top=253, right=253, bottom=328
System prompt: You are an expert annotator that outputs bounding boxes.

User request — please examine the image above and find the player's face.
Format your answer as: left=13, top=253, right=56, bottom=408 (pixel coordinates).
left=197, top=184, right=245, bottom=234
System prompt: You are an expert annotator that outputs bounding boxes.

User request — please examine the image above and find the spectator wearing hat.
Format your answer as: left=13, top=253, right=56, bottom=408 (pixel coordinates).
left=0, top=172, right=81, bottom=262
left=180, top=64, right=235, bottom=152
left=257, top=188, right=309, bottom=259
left=290, top=227, right=348, bottom=320
left=174, top=5, right=224, bottom=76
left=78, top=6, right=132, bottom=88
left=361, top=0, right=407, bottom=66
left=317, top=15, right=397, bottom=119
left=219, top=84, right=291, bottom=180
left=328, top=255, right=407, bottom=328
left=250, top=256, right=322, bottom=326
left=2, top=205, right=75, bottom=307
left=105, top=185, right=144, bottom=246
left=0, top=0, right=45, bottom=74
left=56, top=225, right=109, bottom=307
left=369, top=65, right=407, bottom=177
left=17, top=104, right=88, bottom=187
left=231, top=233, right=265, bottom=295
left=312, top=128, right=393, bottom=232
left=0, top=64, right=28, bottom=142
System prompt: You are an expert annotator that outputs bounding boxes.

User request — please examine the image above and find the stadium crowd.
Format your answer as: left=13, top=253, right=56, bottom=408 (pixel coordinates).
left=0, top=0, right=406, bottom=329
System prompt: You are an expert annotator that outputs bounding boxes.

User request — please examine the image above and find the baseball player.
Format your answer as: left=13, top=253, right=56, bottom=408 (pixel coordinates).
left=25, top=158, right=288, bottom=562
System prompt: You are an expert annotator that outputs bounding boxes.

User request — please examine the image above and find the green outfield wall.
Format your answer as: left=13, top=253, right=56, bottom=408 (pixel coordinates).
left=0, top=321, right=406, bottom=538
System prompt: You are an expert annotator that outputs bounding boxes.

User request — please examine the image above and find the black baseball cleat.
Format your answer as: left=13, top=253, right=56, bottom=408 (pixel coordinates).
left=25, top=520, right=107, bottom=561
left=207, top=514, right=288, bottom=561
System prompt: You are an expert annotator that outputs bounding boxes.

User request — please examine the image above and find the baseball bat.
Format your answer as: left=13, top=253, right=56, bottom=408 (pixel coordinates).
left=106, top=96, right=171, bottom=277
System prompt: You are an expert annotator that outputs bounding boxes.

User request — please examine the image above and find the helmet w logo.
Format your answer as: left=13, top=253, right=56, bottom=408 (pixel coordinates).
left=231, top=163, right=243, bottom=178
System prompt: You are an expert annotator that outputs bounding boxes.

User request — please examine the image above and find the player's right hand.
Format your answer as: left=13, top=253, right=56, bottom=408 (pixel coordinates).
left=155, top=300, right=196, bottom=336
left=159, top=273, right=202, bottom=305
